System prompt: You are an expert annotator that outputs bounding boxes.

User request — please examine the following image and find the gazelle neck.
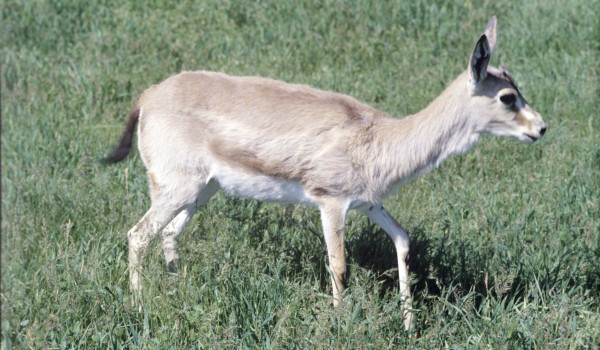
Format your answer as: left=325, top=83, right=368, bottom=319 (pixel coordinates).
left=375, top=73, right=482, bottom=197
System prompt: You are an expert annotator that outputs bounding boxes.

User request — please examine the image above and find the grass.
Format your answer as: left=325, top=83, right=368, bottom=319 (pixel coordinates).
left=2, top=0, right=599, bottom=348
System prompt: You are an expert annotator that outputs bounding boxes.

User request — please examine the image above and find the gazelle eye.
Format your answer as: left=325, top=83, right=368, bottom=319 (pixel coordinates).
left=500, top=93, right=517, bottom=105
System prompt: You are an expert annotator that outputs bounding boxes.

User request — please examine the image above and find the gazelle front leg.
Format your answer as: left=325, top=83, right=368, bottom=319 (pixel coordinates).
left=362, top=205, right=413, bottom=330
left=318, top=198, right=350, bottom=306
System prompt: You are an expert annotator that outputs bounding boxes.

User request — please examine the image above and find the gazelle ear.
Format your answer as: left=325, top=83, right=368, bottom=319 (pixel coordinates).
left=468, top=16, right=497, bottom=85
left=469, top=34, right=491, bottom=84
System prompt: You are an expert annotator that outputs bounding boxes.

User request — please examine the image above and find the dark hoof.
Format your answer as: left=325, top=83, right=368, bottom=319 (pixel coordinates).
left=167, top=260, right=180, bottom=273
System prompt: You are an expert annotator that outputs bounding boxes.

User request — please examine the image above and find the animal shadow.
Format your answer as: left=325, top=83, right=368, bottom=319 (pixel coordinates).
left=347, top=221, right=441, bottom=298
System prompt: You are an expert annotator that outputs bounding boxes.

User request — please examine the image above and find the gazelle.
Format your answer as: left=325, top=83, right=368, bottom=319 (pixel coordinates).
left=105, top=16, right=546, bottom=330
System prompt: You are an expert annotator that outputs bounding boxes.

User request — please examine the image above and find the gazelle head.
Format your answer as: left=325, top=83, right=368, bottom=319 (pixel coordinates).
left=468, top=16, right=547, bottom=143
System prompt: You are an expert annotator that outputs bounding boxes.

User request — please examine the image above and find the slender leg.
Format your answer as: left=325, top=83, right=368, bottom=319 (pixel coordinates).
left=362, top=205, right=413, bottom=330
left=161, top=207, right=196, bottom=273
left=128, top=173, right=212, bottom=310
left=318, top=199, right=350, bottom=306
left=160, top=180, right=220, bottom=272
left=128, top=206, right=181, bottom=309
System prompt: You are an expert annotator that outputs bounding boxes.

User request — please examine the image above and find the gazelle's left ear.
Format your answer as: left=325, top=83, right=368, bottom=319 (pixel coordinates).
left=468, top=16, right=497, bottom=85
left=469, top=35, right=491, bottom=84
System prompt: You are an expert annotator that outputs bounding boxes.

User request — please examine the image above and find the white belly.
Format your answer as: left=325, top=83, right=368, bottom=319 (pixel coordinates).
left=212, top=167, right=317, bottom=206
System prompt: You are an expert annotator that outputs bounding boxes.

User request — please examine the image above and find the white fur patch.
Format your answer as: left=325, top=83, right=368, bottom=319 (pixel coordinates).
left=211, top=166, right=316, bottom=206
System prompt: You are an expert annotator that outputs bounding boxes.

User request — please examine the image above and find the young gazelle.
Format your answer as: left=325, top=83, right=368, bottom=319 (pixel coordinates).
left=105, top=16, right=546, bottom=330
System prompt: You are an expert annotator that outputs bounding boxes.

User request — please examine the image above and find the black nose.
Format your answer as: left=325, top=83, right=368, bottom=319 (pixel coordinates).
left=540, top=126, right=547, bottom=136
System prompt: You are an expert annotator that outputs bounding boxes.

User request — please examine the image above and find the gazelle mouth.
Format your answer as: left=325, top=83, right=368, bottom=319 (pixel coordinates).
left=524, top=134, right=539, bottom=142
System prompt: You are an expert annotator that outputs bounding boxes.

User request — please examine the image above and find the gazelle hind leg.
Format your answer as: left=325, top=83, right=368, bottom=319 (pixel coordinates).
left=160, top=207, right=196, bottom=273
left=128, top=173, right=209, bottom=309
left=128, top=206, right=181, bottom=309
left=160, top=180, right=220, bottom=272
left=318, top=198, right=350, bottom=306
left=362, top=205, right=413, bottom=330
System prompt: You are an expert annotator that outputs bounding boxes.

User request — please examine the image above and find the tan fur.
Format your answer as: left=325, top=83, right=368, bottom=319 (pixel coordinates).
left=110, top=17, right=546, bottom=330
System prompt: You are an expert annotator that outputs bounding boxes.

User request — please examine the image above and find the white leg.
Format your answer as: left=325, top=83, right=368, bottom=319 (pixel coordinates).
left=160, top=180, right=220, bottom=272
left=129, top=173, right=214, bottom=310
left=318, top=199, right=350, bottom=306
left=161, top=207, right=195, bottom=272
left=362, top=205, right=413, bottom=330
left=128, top=206, right=180, bottom=309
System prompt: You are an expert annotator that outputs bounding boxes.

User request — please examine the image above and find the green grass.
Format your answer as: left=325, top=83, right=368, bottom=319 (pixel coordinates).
left=2, top=0, right=599, bottom=348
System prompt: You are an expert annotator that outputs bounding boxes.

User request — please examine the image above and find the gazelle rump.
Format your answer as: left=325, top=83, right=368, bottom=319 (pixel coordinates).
left=105, top=16, right=546, bottom=330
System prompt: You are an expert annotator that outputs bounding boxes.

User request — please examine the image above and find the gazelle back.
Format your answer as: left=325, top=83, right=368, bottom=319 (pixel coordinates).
left=105, top=16, right=546, bottom=330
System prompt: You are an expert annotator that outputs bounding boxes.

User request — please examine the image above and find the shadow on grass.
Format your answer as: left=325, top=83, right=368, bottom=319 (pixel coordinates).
left=228, top=201, right=450, bottom=300
left=345, top=219, right=515, bottom=304
left=231, top=201, right=479, bottom=301
left=347, top=219, right=599, bottom=313
left=217, top=198, right=595, bottom=316
left=346, top=222, right=444, bottom=299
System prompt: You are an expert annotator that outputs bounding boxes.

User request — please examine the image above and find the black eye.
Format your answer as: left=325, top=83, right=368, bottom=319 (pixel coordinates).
left=500, top=93, right=517, bottom=105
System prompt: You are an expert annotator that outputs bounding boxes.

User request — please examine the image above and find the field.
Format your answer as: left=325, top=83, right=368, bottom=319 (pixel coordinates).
left=2, top=0, right=599, bottom=348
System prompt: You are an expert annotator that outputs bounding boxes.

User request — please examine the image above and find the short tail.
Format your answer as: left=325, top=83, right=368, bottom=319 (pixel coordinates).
left=103, top=107, right=140, bottom=164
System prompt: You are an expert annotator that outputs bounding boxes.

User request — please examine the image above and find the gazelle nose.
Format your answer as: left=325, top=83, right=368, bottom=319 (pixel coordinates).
left=540, top=126, right=547, bottom=137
